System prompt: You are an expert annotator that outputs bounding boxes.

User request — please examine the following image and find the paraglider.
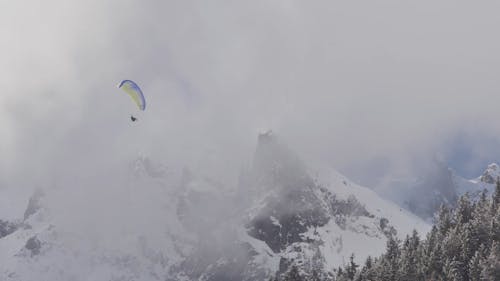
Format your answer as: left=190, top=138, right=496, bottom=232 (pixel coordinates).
left=118, top=80, right=146, bottom=121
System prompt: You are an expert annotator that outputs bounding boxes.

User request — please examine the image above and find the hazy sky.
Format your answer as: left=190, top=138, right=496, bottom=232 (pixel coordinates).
left=2, top=0, right=500, bottom=189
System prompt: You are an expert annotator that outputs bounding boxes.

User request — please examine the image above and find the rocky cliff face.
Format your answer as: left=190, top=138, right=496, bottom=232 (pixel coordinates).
left=172, top=132, right=428, bottom=280
left=405, top=160, right=458, bottom=219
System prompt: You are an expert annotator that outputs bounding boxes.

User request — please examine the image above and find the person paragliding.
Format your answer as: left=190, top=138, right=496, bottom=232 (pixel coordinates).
left=118, top=80, right=146, bottom=121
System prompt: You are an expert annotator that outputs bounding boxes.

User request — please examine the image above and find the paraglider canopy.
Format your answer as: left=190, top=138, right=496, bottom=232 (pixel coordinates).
left=118, top=80, right=146, bottom=111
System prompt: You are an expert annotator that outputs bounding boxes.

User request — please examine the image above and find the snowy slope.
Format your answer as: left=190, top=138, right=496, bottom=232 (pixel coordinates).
left=273, top=166, right=430, bottom=273
left=0, top=158, right=194, bottom=281
left=313, top=167, right=429, bottom=238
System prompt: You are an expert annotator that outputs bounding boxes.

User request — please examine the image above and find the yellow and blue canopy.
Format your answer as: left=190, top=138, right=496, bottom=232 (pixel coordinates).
left=118, top=80, right=146, bottom=111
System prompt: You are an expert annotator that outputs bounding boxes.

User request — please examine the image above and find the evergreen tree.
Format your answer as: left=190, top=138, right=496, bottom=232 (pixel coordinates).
left=427, top=243, right=444, bottom=279
left=424, top=226, right=439, bottom=255
left=365, top=256, right=372, bottom=269
left=356, top=256, right=375, bottom=281
left=410, top=229, right=420, bottom=249
left=336, top=266, right=350, bottom=281
left=310, top=246, right=329, bottom=281
left=399, top=234, right=419, bottom=281
left=442, top=258, right=453, bottom=281
left=493, top=177, right=500, bottom=211
left=471, top=197, right=491, bottom=252
left=477, top=189, right=489, bottom=213
left=468, top=250, right=482, bottom=281
left=456, top=193, right=473, bottom=224
left=437, top=205, right=453, bottom=236
left=283, top=265, right=303, bottom=281
left=337, top=267, right=343, bottom=278
left=461, top=222, right=479, bottom=266
left=491, top=206, right=500, bottom=243
left=450, top=258, right=466, bottom=281
left=346, top=254, right=358, bottom=280
left=443, top=226, right=462, bottom=261
left=480, top=241, right=500, bottom=281
left=377, top=236, right=400, bottom=281
left=422, top=225, right=442, bottom=277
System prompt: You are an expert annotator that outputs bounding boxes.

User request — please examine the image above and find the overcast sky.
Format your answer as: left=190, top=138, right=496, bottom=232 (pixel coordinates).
left=2, top=0, right=500, bottom=189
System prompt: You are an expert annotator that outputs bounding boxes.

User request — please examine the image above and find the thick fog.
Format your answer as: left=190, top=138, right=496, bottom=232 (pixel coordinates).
left=2, top=0, right=500, bottom=241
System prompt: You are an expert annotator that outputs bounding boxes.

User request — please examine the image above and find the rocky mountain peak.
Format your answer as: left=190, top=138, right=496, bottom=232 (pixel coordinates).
left=23, top=189, right=44, bottom=221
left=252, top=131, right=308, bottom=189
left=479, top=163, right=500, bottom=184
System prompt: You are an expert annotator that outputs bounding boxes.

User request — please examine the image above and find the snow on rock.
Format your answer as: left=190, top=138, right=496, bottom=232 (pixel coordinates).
left=240, top=133, right=430, bottom=278
left=313, top=167, right=430, bottom=239
left=478, top=163, right=500, bottom=184
left=0, top=135, right=432, bottom=280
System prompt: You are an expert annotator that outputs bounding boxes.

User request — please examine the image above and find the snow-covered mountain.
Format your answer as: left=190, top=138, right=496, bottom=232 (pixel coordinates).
left=460, top=163, right=500, bottom=195
left=0, top=133, right=429, bottom=280
left=375, top=160, right=498, bottom=221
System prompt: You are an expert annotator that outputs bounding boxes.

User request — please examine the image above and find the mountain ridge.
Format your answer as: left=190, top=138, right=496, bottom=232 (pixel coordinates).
left=0, top=133, right=430, bottom=280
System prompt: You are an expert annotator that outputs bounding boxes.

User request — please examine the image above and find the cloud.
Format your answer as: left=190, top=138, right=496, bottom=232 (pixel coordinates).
left=2, top=0, right=500, bottom=188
